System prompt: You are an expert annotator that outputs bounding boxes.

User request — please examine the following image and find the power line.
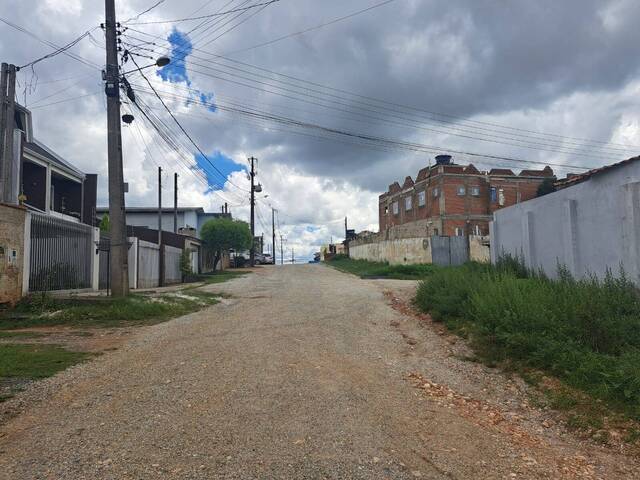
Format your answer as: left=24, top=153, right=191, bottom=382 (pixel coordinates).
left=126, top=0, right=280, bottom=25
left=0, top=17, right=101, bottom=70
left=125, top=27, right=640, bottom=151
left=225, top=0, right=400, bottom=55
left=131, top=83, right=593, bottom=171
left=122, top=0, right=166, bottom=23
left=127, top=55, right=250, bottom=193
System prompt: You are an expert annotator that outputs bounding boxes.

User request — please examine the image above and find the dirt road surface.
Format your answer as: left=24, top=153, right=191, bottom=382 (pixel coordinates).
left=1, top=265, right=638, bottom=479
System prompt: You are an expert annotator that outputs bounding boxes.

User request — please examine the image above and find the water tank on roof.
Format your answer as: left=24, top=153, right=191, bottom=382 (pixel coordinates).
left=435, top=154, right=452, bottom=165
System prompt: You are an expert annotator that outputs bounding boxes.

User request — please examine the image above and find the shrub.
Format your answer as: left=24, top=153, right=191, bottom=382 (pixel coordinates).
left=415, top=258, right=640, bottom=416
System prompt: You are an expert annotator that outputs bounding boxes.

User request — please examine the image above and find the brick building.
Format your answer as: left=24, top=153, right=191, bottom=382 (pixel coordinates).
left=379, top=155, right=554, bottom=237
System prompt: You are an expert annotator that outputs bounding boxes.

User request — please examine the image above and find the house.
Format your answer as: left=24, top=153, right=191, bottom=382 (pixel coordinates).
left=490, top=155, right=640, bottom=283
left=95, top=206, right=231, bottom=238
left=379, top=154, right=554, bottom=237
left=1, top=104, right=99, bottom=303
left=14, top=104, right=97, bottom=224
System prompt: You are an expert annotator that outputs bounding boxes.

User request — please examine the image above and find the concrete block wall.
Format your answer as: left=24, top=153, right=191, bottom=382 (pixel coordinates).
left=0, top=204, right=27, bottom=304
left=491, top=161, right=640, bottom=283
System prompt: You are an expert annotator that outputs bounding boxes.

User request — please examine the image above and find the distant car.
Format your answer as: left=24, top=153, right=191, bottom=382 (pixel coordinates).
left=254, top=253, right=274, bottom=265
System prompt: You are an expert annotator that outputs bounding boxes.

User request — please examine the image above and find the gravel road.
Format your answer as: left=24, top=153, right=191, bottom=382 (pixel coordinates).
left=0, top=265, right=638, bottom=479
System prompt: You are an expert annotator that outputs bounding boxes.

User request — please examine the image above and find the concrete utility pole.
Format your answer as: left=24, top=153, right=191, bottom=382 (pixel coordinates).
left=271, top=208, right=276, bottom=265
left=280, top=234, right=284, bottom=265
left=249, top=156, right=257, bottom=267
left=158, top=166, right=164, bottom=287
left=173, top=172, right=178, bottom=233
left=104, top=0, right=129, bottom=296
left=0, top=63, right=17, bottom=204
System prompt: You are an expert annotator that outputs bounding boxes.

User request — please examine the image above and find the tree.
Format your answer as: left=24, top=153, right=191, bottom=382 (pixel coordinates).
left=180, top=249, right=193, bottom=281
left=201, top=218, right=252, bottom=271
left=536, top=178, right=556, bottom=197
left=99, top=214, right=110, bottom=233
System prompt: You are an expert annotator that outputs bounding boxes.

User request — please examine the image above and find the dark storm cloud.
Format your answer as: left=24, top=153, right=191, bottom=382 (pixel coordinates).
left=2, top=0, right=640, bottom=201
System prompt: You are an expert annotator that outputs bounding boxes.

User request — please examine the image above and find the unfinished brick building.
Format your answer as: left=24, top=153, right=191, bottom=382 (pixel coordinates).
left=378, top=155, right=554, bottom=237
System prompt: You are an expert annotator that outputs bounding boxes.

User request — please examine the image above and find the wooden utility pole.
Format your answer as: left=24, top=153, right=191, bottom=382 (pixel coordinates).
left=158, top=166, right=164, bottom=287
left=173, top=172, right=178, bottom=233
left=0, top=63, right=17, bottom=204
left=271, top=208, right=276, bottom=265
left=249, top=156, right=256, bottom=267
left=291, top=248, right=294, bottom=265
left=104, top=0, right=129, bottom=296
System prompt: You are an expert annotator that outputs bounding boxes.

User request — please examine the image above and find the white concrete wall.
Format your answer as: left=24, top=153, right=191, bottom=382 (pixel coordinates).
left=491, top=160, right=640, bottom=282
left=350, top=237, right=433, bottom=265
left=164, top=245, right=182, bottom=285
left=350, top=235, right=490, bottom=265
left=137, top=240, right=160, bottom=289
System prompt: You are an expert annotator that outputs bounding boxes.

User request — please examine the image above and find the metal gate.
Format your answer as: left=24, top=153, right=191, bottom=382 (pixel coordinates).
left=431, top=235, right=469, bottom=266
left=29, top=212, right=93, bottom=292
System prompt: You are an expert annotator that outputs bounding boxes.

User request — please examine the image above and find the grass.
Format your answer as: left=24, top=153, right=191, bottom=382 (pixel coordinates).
left=326, top=255, right=438, bottom=280
left=0, top=291, right=220, bottom=330
left=190, top=270, right=247, bottom=286
left=414, top=256, right=640, bottom=431
left=0, top=344, right=91, bottom=379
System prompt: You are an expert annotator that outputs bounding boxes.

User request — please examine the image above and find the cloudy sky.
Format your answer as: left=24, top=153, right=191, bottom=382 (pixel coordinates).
left=2, top=0, right=640, bottom=261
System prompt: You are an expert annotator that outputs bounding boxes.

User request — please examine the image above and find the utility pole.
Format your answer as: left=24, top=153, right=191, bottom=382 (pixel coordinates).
left=271, top=208, right=276, bottom=265
left=291, top=248, right=294, bottom=265
left=0, top=63, right=17, bottom=204
left=249, top=156, right=256, bottom=267
left=173, top=172, right=178, bottom=233
left=104, top=0, right=129, bottom=296
left=158, top=166, right=163, bottom=286
left=280, top=234, right=284, bottom=266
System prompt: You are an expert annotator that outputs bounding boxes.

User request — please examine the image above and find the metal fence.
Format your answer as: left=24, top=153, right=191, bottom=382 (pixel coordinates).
left=431, top=235, right=469, bottom=266
left=29, top=212, right=94, bottom=292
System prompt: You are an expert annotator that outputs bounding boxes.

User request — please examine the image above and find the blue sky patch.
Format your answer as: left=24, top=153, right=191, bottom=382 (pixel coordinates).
left=157, top=29, right=192, bottom=85
left=195, top=151, right=245, bottom=191
left=157, top=29, right=217, bottom=111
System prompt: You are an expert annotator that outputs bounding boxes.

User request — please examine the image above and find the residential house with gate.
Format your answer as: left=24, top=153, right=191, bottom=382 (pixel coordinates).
left=0, top=103, right=99, bottom=304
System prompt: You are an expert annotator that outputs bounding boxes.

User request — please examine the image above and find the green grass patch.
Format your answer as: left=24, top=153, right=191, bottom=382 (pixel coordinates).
left=0, top=291, right=220, bottom=330
left=189, top=270, right=247, bottom=286
left=415, top=257, right=640, bottom=422
left=0, top=344, right=91, bottom=378
left=326, top=255, right=438, bottom=280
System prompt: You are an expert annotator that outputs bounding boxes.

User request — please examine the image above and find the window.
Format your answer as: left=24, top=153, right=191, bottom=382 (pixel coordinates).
left=498, top=188, right=505, bottom=206
left=432, top=187, right=440, bottom=198
left=418, top=190, right=426, bottom=207
left=384, top=206, right=388, bottom=214
left=405, top=196, right=412, bottom=211
left=490, top=187, right=497, bottom=203
left=471, top=186, right=480, bottom=197
left=392, top=201, right=399, bottom=215
left=455, top=227, right=464, bottom=236
left=473, top=225, right=482, bottom=236
left=457, top=185, right=466, bottom=196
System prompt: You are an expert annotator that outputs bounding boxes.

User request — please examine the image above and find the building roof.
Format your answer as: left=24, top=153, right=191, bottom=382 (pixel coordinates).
left=96, top=206, right=230, bottom=215
left=24, top=139, right=85, bottom=178
left=401, top=176, right=414, bottom=189
left=388, top=182, right=401, bottom=194
left=555, top=156, right=640, bottom=189
left=489, top=168, right=516, bottom=176
left=519, top=166, right=554, bottom=177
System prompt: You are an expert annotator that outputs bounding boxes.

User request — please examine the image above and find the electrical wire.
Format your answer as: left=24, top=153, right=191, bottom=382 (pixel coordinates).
left=128, top=55, right=251, bottom=192
left=225, top=0, right=399, bottom=55
left=125, top=26, right=640, bottom=151
left=126, top=1, right=280, bottom=25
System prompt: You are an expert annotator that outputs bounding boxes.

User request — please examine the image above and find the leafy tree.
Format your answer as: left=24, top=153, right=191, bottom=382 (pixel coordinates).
left=536, top=177, right=556, bottom=197
left=99, top=214, right=110, bottom=233
left=201, top=218, right=252, bottom=271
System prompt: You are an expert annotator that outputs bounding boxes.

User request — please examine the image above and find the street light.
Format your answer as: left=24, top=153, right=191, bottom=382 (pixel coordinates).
left=121, top=56, right=171, bottom=76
